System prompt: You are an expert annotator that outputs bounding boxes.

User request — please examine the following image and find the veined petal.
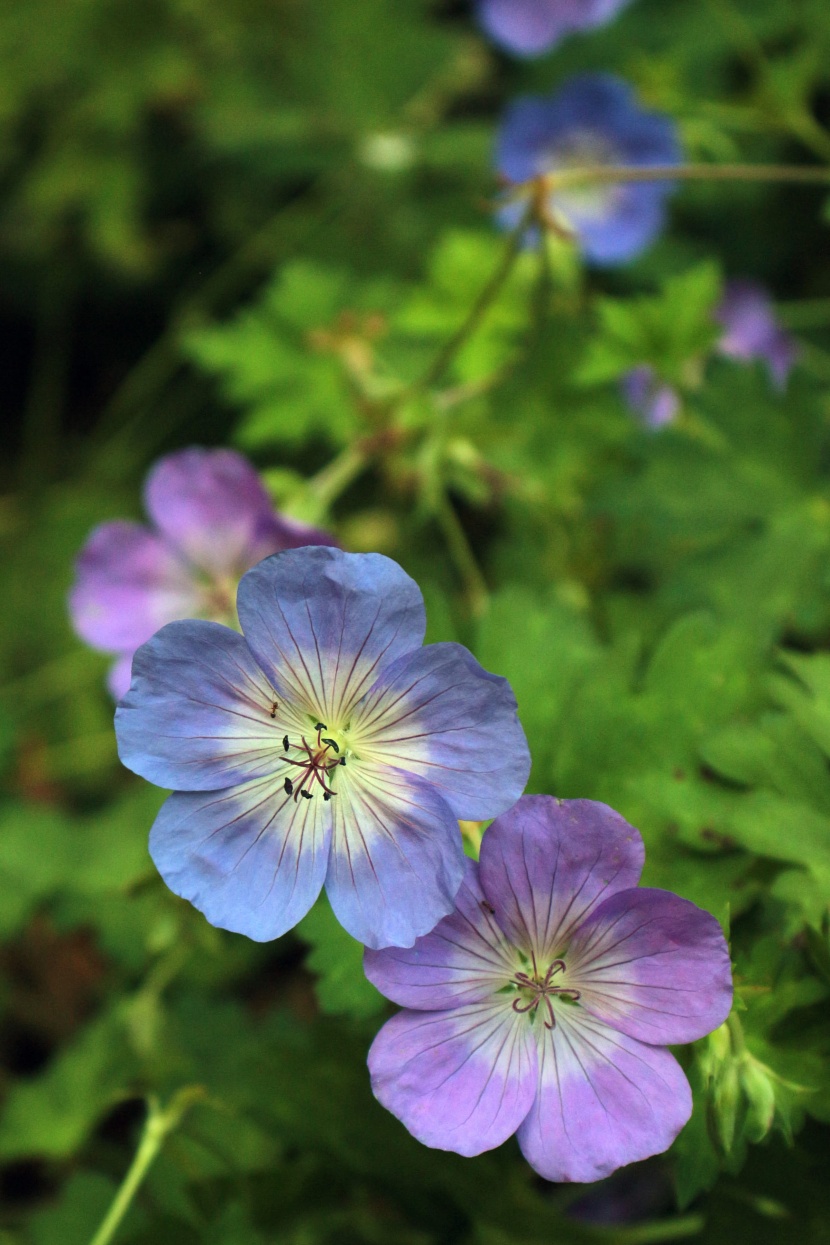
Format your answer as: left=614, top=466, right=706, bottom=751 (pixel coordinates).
left=70, top=520, right=199, bottom=653
left=116, top=620, right=300, bottom=791
left=237, top=548, right=426, bottom=723
left=368, top=1001, right=537, bottom=1156
left=149, top=773, right=331, bottom=941
left=364, top=859, right=517, bottom=1009
left=479, top=797, right=644, bottom=961
left=349, top=642, right=530, bottom=821
left=517, top=1008, right=691, bottom=1183
left=144, top=447, right=279, bottom=577
left=324, top=762, right=464, bottom=949
left=566, top=888, right=733, bottom=1045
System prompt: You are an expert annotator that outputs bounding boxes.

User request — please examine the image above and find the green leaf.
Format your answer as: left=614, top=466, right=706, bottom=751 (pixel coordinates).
left=297, top=897, right=385, bottom=1020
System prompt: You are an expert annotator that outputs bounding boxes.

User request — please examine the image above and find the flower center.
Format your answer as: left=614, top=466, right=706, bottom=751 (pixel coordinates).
left=279, top=721, right=346, bottom=803
left=510, top=953, right=581, bottom=1030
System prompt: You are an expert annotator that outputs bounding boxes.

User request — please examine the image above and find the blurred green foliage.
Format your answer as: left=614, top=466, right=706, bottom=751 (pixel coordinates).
left=3, top=0, right=830, bottom=1241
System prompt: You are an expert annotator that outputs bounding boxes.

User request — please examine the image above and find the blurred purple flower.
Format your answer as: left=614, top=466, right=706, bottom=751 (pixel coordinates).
left=496, top=74, right=681, bottom=265
left=70, top=448, right=334, bottom=697
left=476, top=0, right=633, bottom=57
left=716, top=279, right=798, bottom=390
left=115, top=546, right=530, bottom=949
left=365, top=795, right=732, bottom=1181
left=620, top=365, right=680, bottom=429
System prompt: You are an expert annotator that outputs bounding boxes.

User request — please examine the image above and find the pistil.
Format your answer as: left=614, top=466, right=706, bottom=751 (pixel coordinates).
left=280, top=722, right=345, bottom=802
left=511, top=952, right=580, bottom=1030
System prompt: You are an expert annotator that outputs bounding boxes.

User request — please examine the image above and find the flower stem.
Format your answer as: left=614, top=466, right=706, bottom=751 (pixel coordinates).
left=410, top=207, right=531, bottom=397
left=87, top=1087, right=205, bottom=1245
left=434, top=492, right=489, bottom=619
left=543, top=161, right=830, bottom=191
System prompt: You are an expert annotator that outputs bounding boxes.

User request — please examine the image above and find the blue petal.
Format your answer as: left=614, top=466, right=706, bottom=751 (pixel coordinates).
left=349, top=642, right=530, bottom=820
left=237, top=548, right=426, bottom=723
left=149, top=773, right=331, bottom=941
left=324, top=762, right=464, bottom=949
left=116, top=620, right=289, bottom=791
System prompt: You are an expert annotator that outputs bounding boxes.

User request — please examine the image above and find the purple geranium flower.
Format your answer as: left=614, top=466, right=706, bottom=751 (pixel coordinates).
left=114, top=546, right=530, bottom=949
left=476, top=0, right=633, bottom=58
left=715, top=279, right=798, bottom=391
left=70, top=447, right=334, bottom=698
left=620, top=365, right=680, bottom=429
left=365, top=795, right=732, bottom=1181
left=496, top=75, right=681, bottom=265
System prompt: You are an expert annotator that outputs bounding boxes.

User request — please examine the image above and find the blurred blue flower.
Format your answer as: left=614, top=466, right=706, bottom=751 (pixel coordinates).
left=496, top=74, right=681, bottom=265
left=365, top=795, right=732, bottom=1180
left=716, top=279, right=798, bottom=390
left=476, top=0, right=633, bottom=57
left=115, top=546, right=530, bottom=949
left=70, top=447, right=334, bottom=697
left=620, top=365, right=680, bottom=429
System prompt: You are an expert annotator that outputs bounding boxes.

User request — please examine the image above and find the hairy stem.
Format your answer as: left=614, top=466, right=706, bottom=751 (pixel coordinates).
left=88, top=1088, right=205, bottom=1245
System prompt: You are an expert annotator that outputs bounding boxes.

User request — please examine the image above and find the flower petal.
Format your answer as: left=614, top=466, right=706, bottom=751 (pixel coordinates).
left=364, top=858, right=517, bottom=1009
left=144, top=447, right=280, bottom=577
left=479, top=796, right=644, bottom=960
left=116, top=620, right=295, bottom=791
left=236, top=547, right=426, bottom=723
left=566, top=887, right=733, bottom=1045
left=70, top=520, right=199, bottom=653
left=108, top=653, right=135, bottom=700
left=368, top=1001, right=537, bottom=1156
left=349, top=642, right=530, bottom=820
left=517, top=1009, right=692, bottom=1182
left=149, top=773, right=331, bottom=941
left=324, top=762, right=464, bottom=949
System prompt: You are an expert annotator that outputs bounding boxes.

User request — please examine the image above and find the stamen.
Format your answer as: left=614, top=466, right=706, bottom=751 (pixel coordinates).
left=510, top=957, right=579, bottom=1030
left=323, top=791, right=333, bottom=801
left=315, top=722, right=327, bottom=731
left=301, top=790, right=313, bottom=800
left=282, top=735, right=290, bottom=751
left=284, top=777, right=294, bottom=795
left=321, top=737, right=340, bottom=753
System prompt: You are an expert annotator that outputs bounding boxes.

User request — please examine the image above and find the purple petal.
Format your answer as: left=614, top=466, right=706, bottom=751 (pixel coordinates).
left=115, top=620, right=289, bottom=791
left=247, top=512, right=338, bottom=566
left=517, top=1010, right=692, bottom=1182
left=364, top=858, right=517, bottom=1008
left=108, top=653, right=135, bottom=700
left=144, top=447, right=282, bottom=577
left=236, top=547, right=426, bottom=724
left=716, top=280, right=798, bottom=390
left=620, top=367, right=680, bottom=429
left=477, top=0, right=631, bottom=57
left=368, top=1001, right=537, bottom=1156
left=149, top=773, right=331, bottom=941
left=324, top=762, right=464, bottom=949
left=69, top=520, right=199, bottom=653
left=566, top=887, right=733, bottom=1045
left=479, top=796, right=645, bottom=960
left=349, top=642, right=530, bottom=821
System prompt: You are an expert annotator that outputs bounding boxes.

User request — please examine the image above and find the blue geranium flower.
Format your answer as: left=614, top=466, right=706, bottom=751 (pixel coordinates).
left=496, top=74, right=681, bottom=265
left=115, top=547, right=530, bottom=949
left=476, top=0, right=633, bottom=58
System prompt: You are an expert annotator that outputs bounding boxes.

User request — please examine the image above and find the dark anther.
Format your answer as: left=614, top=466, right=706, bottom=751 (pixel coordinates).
left=284, top=777, right=294, bottom=795
left=323, top=791, right=333, bottom=801
left=301, top=790, right=313, bottom=800
left=339, top=756, right=346, bottom=766
left=321, top=737, right=340, bottom=753
left=282, top=735, right=290, bottom=751
left=315, top=722, right=327, bottom=731
left=270, top=701, right=278, bottom=719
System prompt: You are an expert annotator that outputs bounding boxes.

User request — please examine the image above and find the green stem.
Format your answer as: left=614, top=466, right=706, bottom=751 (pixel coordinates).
left=434, top=492, right=489, bottom=619
left=88, top=1088, right=205, bottom=1245
left=306, top=442, right=371, bottom=515
left=544, top=162, right=830, bottom=191
left=410, top=209, right=530, bottom=396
